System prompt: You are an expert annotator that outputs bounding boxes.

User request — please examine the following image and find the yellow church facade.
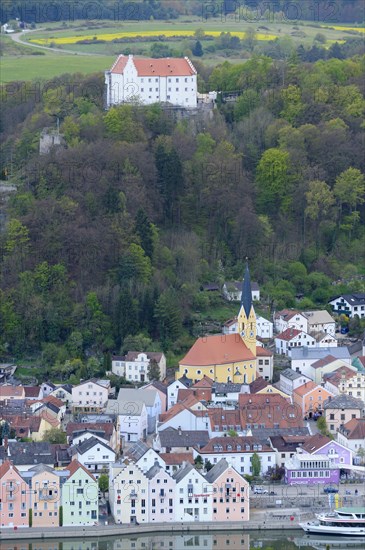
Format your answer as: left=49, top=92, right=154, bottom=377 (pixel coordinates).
left=178, top=333, right=256, bottom=384
left=177, top=263, right=258, bottom=384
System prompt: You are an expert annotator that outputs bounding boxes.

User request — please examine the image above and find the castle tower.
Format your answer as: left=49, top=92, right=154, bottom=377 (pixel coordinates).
left=237, top=261, right=257, bottom=355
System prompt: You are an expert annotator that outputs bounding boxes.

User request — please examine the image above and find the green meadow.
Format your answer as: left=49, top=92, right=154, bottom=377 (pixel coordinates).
left=0, top=54, right=115, bottom=83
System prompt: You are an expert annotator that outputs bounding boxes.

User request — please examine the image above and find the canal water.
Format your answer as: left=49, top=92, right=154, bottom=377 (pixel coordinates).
left=1, top=531, right=365, bottom=550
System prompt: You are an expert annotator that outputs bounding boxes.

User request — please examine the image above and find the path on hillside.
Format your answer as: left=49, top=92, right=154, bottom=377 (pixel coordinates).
left=9, top=29, right=104, bottom=56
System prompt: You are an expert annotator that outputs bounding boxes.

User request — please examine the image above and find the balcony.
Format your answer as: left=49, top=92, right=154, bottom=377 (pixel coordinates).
left=7, top=494, right=15, bottom=501
left=39, top=491, right=54, bottom=500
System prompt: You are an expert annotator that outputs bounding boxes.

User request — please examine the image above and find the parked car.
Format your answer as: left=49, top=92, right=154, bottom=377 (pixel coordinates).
left=253, top=487, right=269, bottom=495
left=323, top=486, right=338, bottom=493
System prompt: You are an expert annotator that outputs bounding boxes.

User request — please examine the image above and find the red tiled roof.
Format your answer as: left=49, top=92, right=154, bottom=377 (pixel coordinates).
left=159, top=452, right=194, bottom=465
left=0, top=385, right=24, bottom=398
left=24, top=386, right=41, bottom=397
left=274, top=309, right=300, bottom=320
left=256, top=346, right=273, bottom=357
left=30, top=395, right=63, bottom=409
left=293, top=381, right=318, bottom=396
left=224, top=317, right=237, bottom=327
left=177, top=388, right=212, bottom=402
left=2, top=414, right=42, bottom=436
left=110, top=55, right=196, bottom=77
left=311, top=355, right=338, bottom=369
left=301, top=433, right=331, bottom=453
left=159, top=396, right=205, bottom=423
left=193, top=375, right=214, bottom=388
left=66, top=422, right=114, bottom=438
left=66, top=459, right=96, bottom=481
left=323, top=366, right=357, bottom=387
left=134, top=57, right=196, bottom=76
left=341, top=418, right=365, bottom=439
left=238, top=394, right=303, bottom=429
left=180, top=334, right=255, bottom=367
left=110, top=54, right=129, bottom=74
left=249, top=377, right=269, bottom=393
left=276, top=328, right=301, bottom=341
left=0, top=461, right=22, bottom=480
left=199, top=436, right=272, bottom=454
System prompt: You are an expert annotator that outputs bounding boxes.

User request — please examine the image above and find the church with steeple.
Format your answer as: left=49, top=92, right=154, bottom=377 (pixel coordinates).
left=177, top=262, right=258, bottom=384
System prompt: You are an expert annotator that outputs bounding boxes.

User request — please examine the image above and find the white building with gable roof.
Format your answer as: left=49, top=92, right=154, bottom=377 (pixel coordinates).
left=105, top=55, right=197, bottom=108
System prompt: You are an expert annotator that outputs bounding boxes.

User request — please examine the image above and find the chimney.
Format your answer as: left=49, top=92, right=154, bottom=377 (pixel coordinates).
left=178, top=426, right=182, bottom=436
left=4, top=437, right=8, bottom=451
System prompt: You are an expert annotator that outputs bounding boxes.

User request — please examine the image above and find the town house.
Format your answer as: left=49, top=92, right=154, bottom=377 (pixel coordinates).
left=337, top=418, right=365, bottom=463
left=24, top=464, right=63, bottom=528
left=105, top=398, right=147, bottom=443
left=328, top=293, right=365, bottom=318
left=0, top=461, right=29, bottom=529
left=194, top=436, right=275, bottom=476
left=205, top=459, right=249, bottom=523
left=298, top=433, right=352, bottom=467
left=117, top=388, right=162, bottom=434
left=324, top=394, right=364, bottom=434
left=279, top=368, right=312, bottom=396
left=284, top=453, right=340, bottom=485
left=274, top=310, right=308, bottom=334
left=109, top=461, right=149, bottom=525
left=62, top=460, right=98, bottom=526
left=112, top=351, right=166, bottom=383
left=302, top=310, right=336, bottom=335
left=173, top=462, right=210, bottom=522
left=71, top=379, right=109, bottom=413
left=146, top=462, right=175, bottom=523
left=292, top=381, right=334, bottom=418
left=71, top=436, right=116, bottom=479
left=290, top=347, right=352, bottom=381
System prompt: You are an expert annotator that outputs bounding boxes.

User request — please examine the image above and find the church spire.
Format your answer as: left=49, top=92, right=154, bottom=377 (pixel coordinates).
left=241, top=259, right=252, bottom=317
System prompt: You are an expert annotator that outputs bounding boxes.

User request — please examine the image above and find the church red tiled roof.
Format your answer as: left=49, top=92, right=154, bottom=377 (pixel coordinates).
left=180, top=334, right=255, bottom=367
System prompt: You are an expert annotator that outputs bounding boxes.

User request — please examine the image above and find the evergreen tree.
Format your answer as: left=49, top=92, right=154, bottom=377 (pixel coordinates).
left=147, top=358, right=161, bottom=381
left=154, top=289, right=182, bottom=347
left=251, top=452, right=261, bottom=477
left=134, top=209, right=154, bottom=259
left=155, top=138, right=183, bottom=225
left=192, top=40, right=203, bottom=57
left=117, top=289, right=139, bottom=345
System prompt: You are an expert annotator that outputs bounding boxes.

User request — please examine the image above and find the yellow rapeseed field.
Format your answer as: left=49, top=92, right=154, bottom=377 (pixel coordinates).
left=30, top=30, right=278, bottom=45
left=321, top=25, right=365, bottom=33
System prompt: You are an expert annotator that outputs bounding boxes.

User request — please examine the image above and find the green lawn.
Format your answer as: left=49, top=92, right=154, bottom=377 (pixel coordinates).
left=0, top=55, right=115, bottom=83
left=1, top=17, right=359, bottom=83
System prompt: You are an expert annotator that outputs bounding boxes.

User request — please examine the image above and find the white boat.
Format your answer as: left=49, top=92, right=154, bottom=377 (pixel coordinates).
left=300, top=507, right=365, bottom=536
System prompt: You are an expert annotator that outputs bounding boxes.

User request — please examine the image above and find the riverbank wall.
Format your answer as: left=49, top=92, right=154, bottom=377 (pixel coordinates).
left=0, top=514, right=307, bottom=540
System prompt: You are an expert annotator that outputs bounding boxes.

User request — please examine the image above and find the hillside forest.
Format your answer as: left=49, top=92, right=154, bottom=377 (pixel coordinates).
left=0, top=50, right=364, bottom=381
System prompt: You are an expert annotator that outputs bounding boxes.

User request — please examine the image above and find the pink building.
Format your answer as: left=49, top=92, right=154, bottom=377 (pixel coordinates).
left=205, top=459, right=250, bottom=522
left=0, top=461, right=29, bottom=528
left=147, top=462, right=175, bottom=522
left=29, top=464, right=61, bottom=527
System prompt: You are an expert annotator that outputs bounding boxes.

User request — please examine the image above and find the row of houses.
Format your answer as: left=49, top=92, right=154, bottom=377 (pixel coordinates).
left=0, top=460, right=98, bottom=529
left=109, top=458, right=250, bottom=525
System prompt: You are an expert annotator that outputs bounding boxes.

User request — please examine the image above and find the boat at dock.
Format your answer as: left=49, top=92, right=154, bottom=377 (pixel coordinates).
left=299, top=507, right=365, bottom=536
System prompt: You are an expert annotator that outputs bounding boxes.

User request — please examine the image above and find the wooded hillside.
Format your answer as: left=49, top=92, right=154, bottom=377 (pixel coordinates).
left=0, top=53, right=364, bottom=378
